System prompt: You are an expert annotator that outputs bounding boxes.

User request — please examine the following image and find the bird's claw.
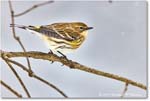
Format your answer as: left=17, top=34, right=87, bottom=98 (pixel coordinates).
left=57, top=51, right=67, bottom=59
left=51, top=61, right=54, bottom=64
left=48, top=50, right=53, bottom=54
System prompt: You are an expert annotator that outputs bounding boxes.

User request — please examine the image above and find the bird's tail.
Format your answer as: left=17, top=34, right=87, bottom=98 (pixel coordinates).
left=10, top=24, right=28, bottom=29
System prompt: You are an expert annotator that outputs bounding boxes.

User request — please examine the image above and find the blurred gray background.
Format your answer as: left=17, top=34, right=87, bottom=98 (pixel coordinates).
left=1, top=0, right=147, bottom=98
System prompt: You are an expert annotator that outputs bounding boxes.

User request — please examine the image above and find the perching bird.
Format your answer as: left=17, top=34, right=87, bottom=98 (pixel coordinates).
left=10, top=22, right=93, bottom=55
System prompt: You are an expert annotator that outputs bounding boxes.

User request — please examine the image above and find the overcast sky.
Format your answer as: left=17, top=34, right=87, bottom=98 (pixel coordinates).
left=1, top=0, right=147, bottom=98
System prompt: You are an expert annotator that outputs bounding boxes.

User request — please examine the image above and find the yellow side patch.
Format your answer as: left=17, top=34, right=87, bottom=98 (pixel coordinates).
left=35, top=26, right=41, bottom=29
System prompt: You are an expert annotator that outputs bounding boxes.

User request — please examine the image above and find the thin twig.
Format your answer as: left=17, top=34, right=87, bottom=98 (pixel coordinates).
left=0, top=80, right=22, bottom=98
left=33, top=75, right=68, bottom=98
left=2, top=57, right=31, bottom=98
left=121, top=83, right=129, bottom=98
left=108, top=0, right=113, bottom=3
left=14, top=0, right=54, bottom=17
left=3, top=57, right=68, bottom=98
left=0, top=51, right=147, bottom=90
left=8, top=0, right=33, bottom=76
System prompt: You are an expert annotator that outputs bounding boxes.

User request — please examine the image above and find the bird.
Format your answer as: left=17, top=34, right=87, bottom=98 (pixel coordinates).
left=10, top=22, right=93, bottom=56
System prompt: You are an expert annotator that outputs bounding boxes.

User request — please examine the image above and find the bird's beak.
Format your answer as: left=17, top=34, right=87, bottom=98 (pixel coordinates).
left=85, top=27, right=93, bottom=30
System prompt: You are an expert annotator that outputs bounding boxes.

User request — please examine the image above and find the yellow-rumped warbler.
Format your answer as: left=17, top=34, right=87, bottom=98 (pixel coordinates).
left=10, top=22, right=93, bottom=55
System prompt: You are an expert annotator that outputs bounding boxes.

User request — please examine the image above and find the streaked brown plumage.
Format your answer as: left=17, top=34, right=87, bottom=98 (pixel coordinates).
left=10, top=22, right=93, bottom=54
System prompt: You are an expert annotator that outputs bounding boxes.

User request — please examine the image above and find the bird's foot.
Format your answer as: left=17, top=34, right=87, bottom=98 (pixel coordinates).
left=48, top=50, right=54, bottom=63
left=57, top=51, right=67, bottom=59
left=48, top=49, right=53, bottom=54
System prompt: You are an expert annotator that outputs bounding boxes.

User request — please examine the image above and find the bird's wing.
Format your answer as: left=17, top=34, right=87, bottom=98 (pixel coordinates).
left=37, top=26, right=74, bottom=41
left=38, top=27, right=61, bottom=39
left=63, top=29, right=81, bottom=40
left=46, top=23, right=81, bottom=41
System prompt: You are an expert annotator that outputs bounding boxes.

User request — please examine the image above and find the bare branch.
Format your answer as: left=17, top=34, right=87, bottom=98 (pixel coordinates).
left=0, top=50, right=147, bottom=90
left=121, top=83, right=129, bottom=98
left=14, top=0, right=54, bottom=17
left=0, top=80, right=22, bottom=98
left=3, top=0, right=146, bottom=98
left=6, top=1, right=67, bottom=97
left=8, top=0, right=33, bottom=76
left=2, top=57, right=68, bottom=98
left=2, top=57, right=31, bottom=97
left=108, top=0, right=113, bottom=3
left=33, top=75, right=68, bottom=98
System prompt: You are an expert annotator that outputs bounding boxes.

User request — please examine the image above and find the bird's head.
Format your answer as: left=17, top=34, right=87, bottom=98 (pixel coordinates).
left=70, top=22, right=93, bottom=37
left=70, top=22, right=93, bottom=32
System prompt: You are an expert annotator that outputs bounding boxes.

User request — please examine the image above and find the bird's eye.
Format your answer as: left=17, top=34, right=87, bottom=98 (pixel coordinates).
left=79, top=27, right=84, bottom=30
